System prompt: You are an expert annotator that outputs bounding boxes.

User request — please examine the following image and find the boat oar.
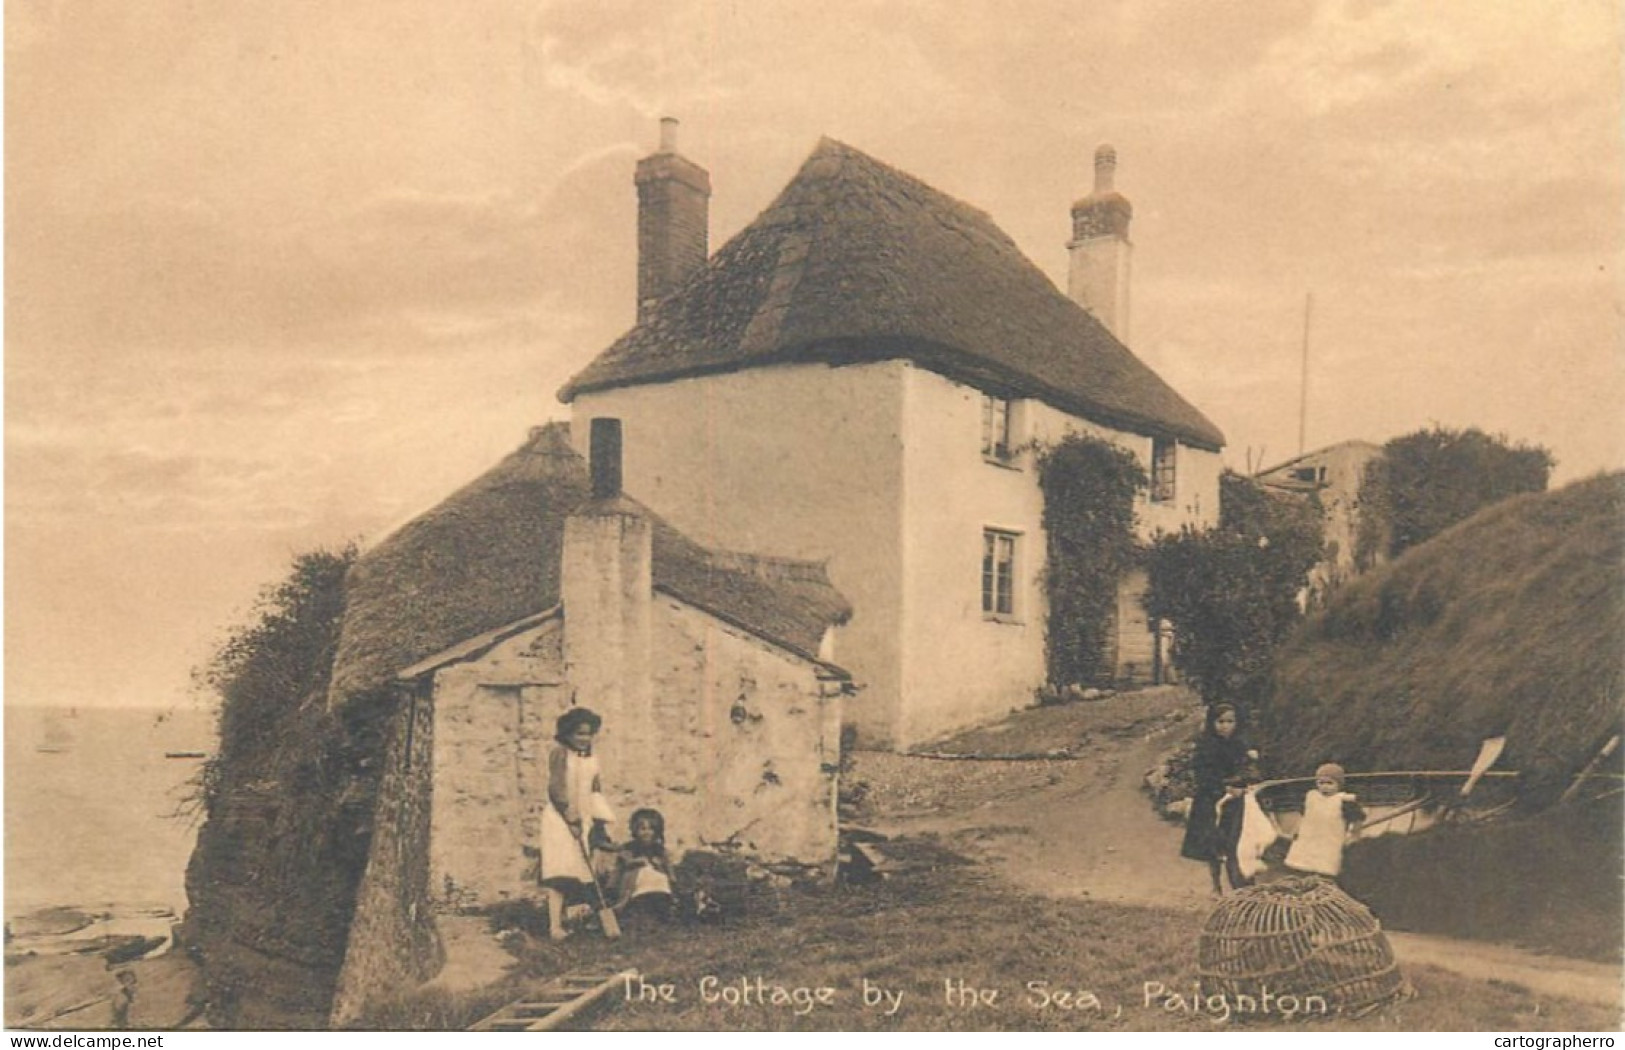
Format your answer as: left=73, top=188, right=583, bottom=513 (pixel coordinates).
left=1352, top=794, right=1431, bottom=834
left=1460, top=736, right=1506, bottom=798
left=1558, top=735, right=1620, bottom=806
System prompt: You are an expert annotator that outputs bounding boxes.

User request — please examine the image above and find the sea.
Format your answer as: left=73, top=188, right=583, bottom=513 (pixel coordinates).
left=4, top=704, right=215, bottom=939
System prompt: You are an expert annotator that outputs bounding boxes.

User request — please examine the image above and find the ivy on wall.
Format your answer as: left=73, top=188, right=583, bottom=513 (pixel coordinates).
left=1036, top=433, right=1146, bottom=689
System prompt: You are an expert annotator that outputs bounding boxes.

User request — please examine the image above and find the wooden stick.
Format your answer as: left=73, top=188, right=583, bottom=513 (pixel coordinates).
left=1559, top=735, right=1620, bottom=806
left=573, top=832, right=621, bottom=939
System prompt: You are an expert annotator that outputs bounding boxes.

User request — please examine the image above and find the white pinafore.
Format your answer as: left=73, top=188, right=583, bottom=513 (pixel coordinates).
left=537, top=746, right=616, bottom=884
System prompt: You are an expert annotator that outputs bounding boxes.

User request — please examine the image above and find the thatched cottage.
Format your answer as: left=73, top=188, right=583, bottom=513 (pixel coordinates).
left=562, top=124, right=1226, bottom=747
left=324, top=419, right=852, bottom=1022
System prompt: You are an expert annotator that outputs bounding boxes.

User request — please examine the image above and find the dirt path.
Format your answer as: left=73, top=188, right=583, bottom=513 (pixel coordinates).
left=1385, top=932, right=1622, bottom=1010
left=852, top=689, right=1623, bottom=1011
left=875, top=715, right=1215, bottom=908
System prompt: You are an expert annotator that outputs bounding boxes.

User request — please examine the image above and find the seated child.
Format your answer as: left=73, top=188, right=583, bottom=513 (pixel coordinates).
left=1285, top=762, right=1366, bottom=877
left=614, top=808, right=674, bottom=919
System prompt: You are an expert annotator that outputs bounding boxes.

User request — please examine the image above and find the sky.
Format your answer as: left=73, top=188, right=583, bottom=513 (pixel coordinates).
left=7, top=0, right=1622, bottom=711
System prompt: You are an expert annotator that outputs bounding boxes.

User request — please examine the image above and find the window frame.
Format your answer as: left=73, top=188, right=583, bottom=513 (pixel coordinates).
left=980, top=394, right=1019, bottom=466
left=1150, top=437, right=1177, bottom=503
left=981, top=527, right=1022, bottom=623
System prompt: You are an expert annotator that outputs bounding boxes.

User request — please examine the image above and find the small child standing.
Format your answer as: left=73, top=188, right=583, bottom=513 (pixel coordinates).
left=1285, top=763, right=1366, bottom=877
left=614, top=808, right=674, bottom=919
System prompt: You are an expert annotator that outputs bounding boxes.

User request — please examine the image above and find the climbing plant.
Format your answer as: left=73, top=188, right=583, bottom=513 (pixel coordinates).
left=1037, top=433, right=1146, bottom=689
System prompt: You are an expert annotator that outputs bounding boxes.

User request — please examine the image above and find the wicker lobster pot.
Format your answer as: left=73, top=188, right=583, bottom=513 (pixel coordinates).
left=1197, top=876, right=1408, bottom=1014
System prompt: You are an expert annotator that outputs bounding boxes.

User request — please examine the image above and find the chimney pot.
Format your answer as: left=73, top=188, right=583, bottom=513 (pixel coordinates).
left=1068, top=143, right=1133, bottom=342
left=659, top=116, right=679, bottom=153
left=1093, top=144, right=1117, bottom=194
left=589, top=418, right=623, bottom=500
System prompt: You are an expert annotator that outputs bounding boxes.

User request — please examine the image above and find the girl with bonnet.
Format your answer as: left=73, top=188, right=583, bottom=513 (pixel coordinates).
left=537, top=706, right=617, bottom=939
left=1179, top=703, right=1259, bottom=895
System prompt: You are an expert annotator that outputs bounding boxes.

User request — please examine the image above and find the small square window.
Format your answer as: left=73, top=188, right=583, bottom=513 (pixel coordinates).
left=1151, top=438, right=1177, bottom=503
left=982, top=529, right=1020, bottom=620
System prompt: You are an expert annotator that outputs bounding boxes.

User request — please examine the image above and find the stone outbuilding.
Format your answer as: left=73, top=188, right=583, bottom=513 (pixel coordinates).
left=324, top=419, right=851, bottom=1022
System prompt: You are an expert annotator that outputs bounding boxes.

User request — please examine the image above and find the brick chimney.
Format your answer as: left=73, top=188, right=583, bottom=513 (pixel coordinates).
left=635, top=117, right=711, bottom=324
left=562, top=418, right=654, bottom=791
left=1067, top=144, right=1133, bottom=343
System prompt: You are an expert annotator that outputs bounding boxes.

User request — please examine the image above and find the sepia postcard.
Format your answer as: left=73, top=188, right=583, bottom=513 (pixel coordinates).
left=6, top=1, right=1622, bottom=1038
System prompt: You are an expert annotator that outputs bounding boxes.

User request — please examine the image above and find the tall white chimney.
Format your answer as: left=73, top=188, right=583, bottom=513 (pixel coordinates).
left=1067, top=144, right=1133, bottom=343
left=562, top=418, right=654, bottom=797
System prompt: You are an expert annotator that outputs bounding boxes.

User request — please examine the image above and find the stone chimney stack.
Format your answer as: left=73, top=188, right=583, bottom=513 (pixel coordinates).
left=1067, top=144, right=1134, bottom=343
left=635, top=117, right=711, bottom=324
left=562, top=418, right=653, bottom=795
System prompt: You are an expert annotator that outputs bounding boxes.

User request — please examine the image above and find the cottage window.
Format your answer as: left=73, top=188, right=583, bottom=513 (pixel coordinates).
left=981, top=395, right=1016, bottom=463
left=982, top=528, right=1021, bottom=620
left=1151, top=438, right=1176, bottom=503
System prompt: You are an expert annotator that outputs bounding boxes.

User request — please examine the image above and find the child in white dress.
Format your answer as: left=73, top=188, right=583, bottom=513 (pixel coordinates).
left=537, top=707, right=617, bottom=939
left=1286, top=762, right=1365, bottom=877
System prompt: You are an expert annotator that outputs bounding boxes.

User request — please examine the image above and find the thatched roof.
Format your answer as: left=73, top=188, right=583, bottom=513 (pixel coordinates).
left=1261, top=472, right=1625, bottom=777
left=560, top=138, right=1225, bottom=451
left=328, top=423, right=851, bottom=710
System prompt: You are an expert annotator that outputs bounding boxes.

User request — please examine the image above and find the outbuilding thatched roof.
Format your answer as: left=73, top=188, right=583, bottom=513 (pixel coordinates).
left=560, top=138, right=1225, bottom=451
left=1261, top=472, right=1625, bottom=778
left=327, top=423, right=851, bottom=710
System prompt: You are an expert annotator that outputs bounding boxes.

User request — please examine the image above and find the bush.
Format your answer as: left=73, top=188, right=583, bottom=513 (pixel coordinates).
left=1145, top=473, right=1323, bottom=707
left=1356, top=426, right=1552, bottom=565
left=182, top=545, right=379, bottom=1029
left=195, top=545, right=358, bottom=813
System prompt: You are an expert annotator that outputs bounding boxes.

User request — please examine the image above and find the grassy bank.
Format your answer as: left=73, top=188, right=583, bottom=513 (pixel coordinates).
left=360, top=837, right=1620, bottom=1032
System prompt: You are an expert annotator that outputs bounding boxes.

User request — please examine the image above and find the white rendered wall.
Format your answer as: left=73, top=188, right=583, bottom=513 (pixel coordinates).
left=572, top=360, right=1221, bottom=748
left=895, top=366, right=1221, bottom=745
left=570, top=362, right=909, bottom=745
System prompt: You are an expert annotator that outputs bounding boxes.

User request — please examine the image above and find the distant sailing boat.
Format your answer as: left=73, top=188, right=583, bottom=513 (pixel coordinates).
left=37, top=710, right=74, bottom=754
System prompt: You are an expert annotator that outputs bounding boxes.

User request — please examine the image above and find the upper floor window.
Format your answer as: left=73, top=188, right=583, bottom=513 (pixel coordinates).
left=1151, top=438, right=1176, bottom=503
left=981, top=395, right=1016, bottom=463
left=982, top=528, right=1020, bottom=620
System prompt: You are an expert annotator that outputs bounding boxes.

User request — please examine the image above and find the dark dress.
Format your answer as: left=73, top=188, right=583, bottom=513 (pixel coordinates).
left=1179, top=733, right=1253, bottom=863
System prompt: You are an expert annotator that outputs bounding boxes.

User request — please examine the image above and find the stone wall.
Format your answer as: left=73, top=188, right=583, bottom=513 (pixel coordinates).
left=328, top=685, right=441, bottom=1027
left=618, top=594, right=842, bottom=867
left=426, top=619, right=569, bottom=909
